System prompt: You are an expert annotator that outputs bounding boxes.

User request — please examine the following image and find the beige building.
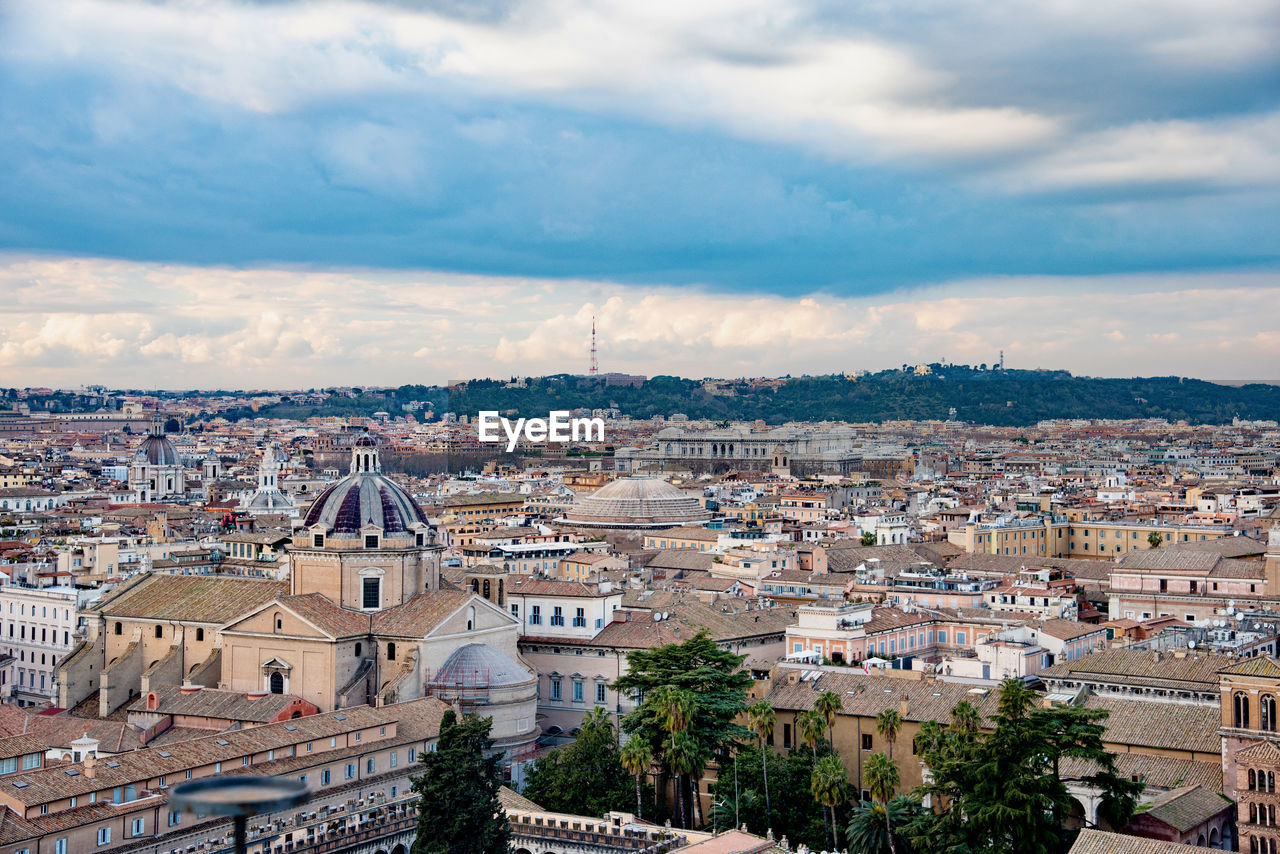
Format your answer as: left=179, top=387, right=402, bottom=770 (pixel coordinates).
left=57, top=438, right=539, bottom=758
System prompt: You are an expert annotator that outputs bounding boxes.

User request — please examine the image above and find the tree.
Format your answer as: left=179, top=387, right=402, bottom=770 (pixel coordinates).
left=864, top=752, right=900, bottom=854
left=847, top=796, right=919, bottom=854
left=616, top=632, right=752, bottom=829
left=876, top=708, right=902, bottom=759
left=797, top=709, right=826, bottom=752
left=520, top=708, right=634, bottom=817
left=814, top=692, right=842, bottom=751
left=860, top=531, right=878, bottom=546
left=811, top=754, right=849, bottom=851
left=1147, top=531, right=1163, bottom=549
left=619, top=737, right=654, bottom=819
left=410, top=711, right=511, bottom=854
left=746, top=701, right=776, bottom=831
left=905, top=680, right=1143, bottom=854
left=710, top=742, right=830, bottom=850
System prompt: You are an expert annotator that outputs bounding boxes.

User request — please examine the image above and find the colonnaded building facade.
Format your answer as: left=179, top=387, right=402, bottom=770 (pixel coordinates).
left=56, top=437, right=539, bottom=760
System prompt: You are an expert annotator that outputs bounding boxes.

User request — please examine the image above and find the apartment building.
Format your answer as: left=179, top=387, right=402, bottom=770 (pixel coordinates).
left=0, top=585, right=83, bottom=706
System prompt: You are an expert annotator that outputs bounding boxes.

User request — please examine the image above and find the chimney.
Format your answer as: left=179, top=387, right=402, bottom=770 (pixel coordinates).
left=898, top=695, right=910, bottom=718
left=83, top=754, right=97, bottom=780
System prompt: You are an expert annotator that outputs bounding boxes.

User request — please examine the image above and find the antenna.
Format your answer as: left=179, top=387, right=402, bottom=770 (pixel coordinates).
left=589, top=316, right=599, bottom=376
left=999, top=349, right=1005, bottom=371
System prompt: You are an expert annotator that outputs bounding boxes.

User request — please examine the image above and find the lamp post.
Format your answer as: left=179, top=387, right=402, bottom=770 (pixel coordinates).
left=170, top=776, right=309, bottom=854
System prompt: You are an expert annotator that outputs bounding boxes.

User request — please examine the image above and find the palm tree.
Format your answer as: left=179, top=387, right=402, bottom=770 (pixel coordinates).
left=798, top=709, right=826, bottom=753
left=1147, top=531, right=1163, bottom=549
left=876, top=708, right=902, bottom=759
left=619, top=738, right=653, bottom=819
left=846, top=796, right=917, bottom=854
left=664, top=730, right=699, bottom=829
left=864, top=752, right=901, bottom=854
left=814, top=691, right=842, bottom=750
left=811, top=754, right=849, bottom=850
left=746, top=701, right=775, bottom=832
left=651, top=685, right=697, bottom=733
left=949, top=700, right=981, bottom=735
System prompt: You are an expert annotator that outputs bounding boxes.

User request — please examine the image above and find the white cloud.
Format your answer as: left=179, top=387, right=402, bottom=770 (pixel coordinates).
left=1, top=256, right=1278, bottom=387
left=8, top=0, right=1274, bottom=192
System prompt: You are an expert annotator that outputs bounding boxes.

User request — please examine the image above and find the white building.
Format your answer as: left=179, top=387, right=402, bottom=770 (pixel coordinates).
left=0, top=584, right=85, bottom=706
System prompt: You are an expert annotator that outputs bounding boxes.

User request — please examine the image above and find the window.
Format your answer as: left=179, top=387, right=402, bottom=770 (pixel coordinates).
left=596, top=682, right=606, bottom=704
left=131, top=818, right=144, bottom=837
left=390, top=752, right=398, bottom=768
left=387, top=642, right=396, bottom=660
left=196, top=628, right=204, bottom=641
left=55, top=841, right=68, bottom=854
left=409, top=748, right=417, bottom=763
left=345, top=763, right=356, bottom=779
left=168, top=810, right=181, bottom=827
left=510, top=604, right=519, bottom=619
left=367, top=758, right=375, bottom=773
left=529, top=605, right=542, bottom=625
left=97, top=827, right=111, bottom=846
left=155, top=625, right=163, bottom=638
left=551, top=606, right=565, bottom=627
left=270, top=671, right=284, bottom=694
left=550, top=678, right=562, bottom=701
left=365, top=534, right=379, bottom=549
left=1263, top=695, right=1277, bottom=732
left=313, top=533, right=325, bottom=548
left=22, top=753, right=39, bottom=771
left=362, top=578, right=380, bottom=609
left=862, top=734, right=873, bottom=750
left=573, top=608, right=586, bottom=628
left=114, top=622, right=122, bottom=635
left=783, top=723, right=792, bottom=748
left=1235, top=692, right=1251, bottom=729
left=321, top=769, right=331, bottom=785
left=572, top=680, right=584, bottom=703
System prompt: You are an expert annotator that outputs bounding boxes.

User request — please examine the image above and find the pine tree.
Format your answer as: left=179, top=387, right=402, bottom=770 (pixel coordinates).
left=410, top=711, right=511, bottom=854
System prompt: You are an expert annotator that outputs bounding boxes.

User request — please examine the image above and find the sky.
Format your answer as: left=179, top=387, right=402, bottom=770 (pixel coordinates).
left=1, top=0, right=1277, bottom=387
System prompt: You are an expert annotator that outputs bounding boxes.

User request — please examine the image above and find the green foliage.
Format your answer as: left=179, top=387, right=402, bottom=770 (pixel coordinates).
left=410, top=711, right=511, bottom=854
left=1148, top=531, right=1163, bottom=549
left=207, top=369, right=1280, bottom=427
left=860, top=531, right=879, bottom=546
left=811, top=754, right=850, bottom=851
left=904, top=680, right=1143, bottom=854
left=846, top=797, right=922, bottom=854
left=876, top=709, right=903, bottom=759
left=709, top=743, right=832, bottom=851
left=615, top=631, right=753, bottom=828
left=520, top=709, right=638, bottom=818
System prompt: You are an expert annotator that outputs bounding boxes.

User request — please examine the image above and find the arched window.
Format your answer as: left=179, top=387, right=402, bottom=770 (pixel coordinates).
left=269, top=672, right=284, bottom=695
left=483, top=579, right=491, bottom=600
left=387, top=642, right=396, bottom=661
left=1263, top=695, right=1277, bottom=731
left=274, top=613, right=283, bottom=633
left=467, top=606, right=475, bottom=632
left=1270, top=771, right=1276, bottom=793
left=1235, top=691, right=1251, bottom=729
left=196, top=628, right=204, bottom=642
left=1271, top=803, right=1277, bottom=826
left=1250, top=803, right=1258, bottom=823
left=155, top=625, right=163, bottom=639
left=1250, top=769, right=1257, bottom=790
left=114, top=622, right=122, bottom=636
left=355, top=642, right=363, bottom=658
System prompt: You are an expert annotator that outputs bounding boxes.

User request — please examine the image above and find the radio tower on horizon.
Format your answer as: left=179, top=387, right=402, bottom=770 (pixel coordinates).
left=589, top=316, right=599, bottom=376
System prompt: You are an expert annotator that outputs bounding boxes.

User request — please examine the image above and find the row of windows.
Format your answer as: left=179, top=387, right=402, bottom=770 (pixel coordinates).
left=112, top=622, right=207, bottom=641
left=1248, top=769, right=1276, bottom=792
left=1233, top=693, right=1279, bottom=731
left=4, top=604, right=72, bottom=619
left=547, top=678, right=607, bottom=705
left=1249, top=802, right=1277, bottom=826
left=4, top=624, right=71, bottom=645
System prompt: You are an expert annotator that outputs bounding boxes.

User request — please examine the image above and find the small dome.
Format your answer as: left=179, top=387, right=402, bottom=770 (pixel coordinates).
left=562, top=476, right=713, bottom=528
left=431, top=643, right=533, bottom=689
left=303, top=475, right=426, bottom=534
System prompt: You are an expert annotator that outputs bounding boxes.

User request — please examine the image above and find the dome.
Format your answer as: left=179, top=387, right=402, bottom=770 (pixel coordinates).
left=135, top=429, right=179, bottom=466
left=303, top=437, right=427, bottom=535
left=562, top=476, right=713, bottom=528
left=430, top=643, right=534, bottom=689
left=303, top=474, right=426, bottom=534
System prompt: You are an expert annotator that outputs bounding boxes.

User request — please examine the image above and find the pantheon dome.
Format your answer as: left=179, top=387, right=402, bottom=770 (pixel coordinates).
left=561, top=476, right=713, bottom=528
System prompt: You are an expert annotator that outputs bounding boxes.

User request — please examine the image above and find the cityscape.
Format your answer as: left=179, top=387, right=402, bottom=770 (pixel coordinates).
left=2, top=1, right=1279, bottom=854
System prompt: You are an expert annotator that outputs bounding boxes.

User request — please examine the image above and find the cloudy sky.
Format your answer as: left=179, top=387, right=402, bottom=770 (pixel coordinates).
left=1, top=0, right=1277, bottom=387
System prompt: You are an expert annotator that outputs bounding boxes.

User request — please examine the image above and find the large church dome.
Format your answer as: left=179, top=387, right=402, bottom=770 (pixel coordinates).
left=134, top=421, right=179, bottom=466
left=303, top=435, right=428, bottom=534
left=562, top=476, right=713, bottom=528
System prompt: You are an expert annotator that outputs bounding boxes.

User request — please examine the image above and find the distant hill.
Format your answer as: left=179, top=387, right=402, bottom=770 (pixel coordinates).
left=220, top=367, right=1280, bottom=426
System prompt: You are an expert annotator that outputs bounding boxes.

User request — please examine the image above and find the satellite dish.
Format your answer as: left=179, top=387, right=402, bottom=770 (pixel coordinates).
left=1188, top=641, right=1197, bottom=649
left=663, top=612, right=670, bottom=620
left=652, top=612, right=661, bottom=621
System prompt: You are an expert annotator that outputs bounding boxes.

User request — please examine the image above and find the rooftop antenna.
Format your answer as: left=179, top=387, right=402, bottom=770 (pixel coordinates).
left=589, top=316, right=599, bottom=376
left=999, top=349, right=1005, bottom=371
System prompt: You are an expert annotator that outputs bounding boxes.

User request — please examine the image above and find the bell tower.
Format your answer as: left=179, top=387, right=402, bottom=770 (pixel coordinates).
left=1266, top=524, right=1280, bottom=598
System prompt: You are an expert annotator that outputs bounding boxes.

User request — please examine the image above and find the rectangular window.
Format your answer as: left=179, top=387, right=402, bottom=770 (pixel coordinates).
left=390, top=752, right=398, bottom=768
left=551, top=606, right=565, bottom=627
left=131, top=818, right=144, bottom=837
left=572, top=680, right=584, bottom=703
left=367, top=758, right=375, bottom=773
left=97, top=828, right=111, bottom=846
left=365, top=534, right=379, bottom=549
left=363, top=577, right=380, bottom=609
left=346, top=763, right=356, bottom=779
left=862, top=734, right=873, bottom=750
left=21, top=753, right=39, bottom=770
left=596, top=683, right=606, bottom=704
left=530, top=605, right=542, bottom=626
left=783, top=723, right=792, bottom=749
left=550, top=678, right=562, bottom=701
left=409, top=748, right=417, bottom=762
left=573, top=608, right=586, bottom=628
left=168, top=810, right=181, bottom=827
left=322, top=769, right=331, bottom=785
